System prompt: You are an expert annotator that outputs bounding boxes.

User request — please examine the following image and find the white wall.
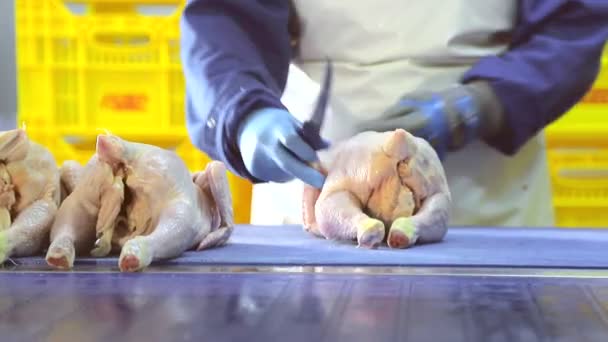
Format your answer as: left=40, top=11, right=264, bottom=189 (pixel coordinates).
left=0, top=0, right=16, bottom=130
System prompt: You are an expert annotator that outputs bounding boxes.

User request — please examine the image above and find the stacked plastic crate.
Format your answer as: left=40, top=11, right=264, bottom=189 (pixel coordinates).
left=14, top=0, right=253, bottom=223
left=545, top=45, right=608, bottom=228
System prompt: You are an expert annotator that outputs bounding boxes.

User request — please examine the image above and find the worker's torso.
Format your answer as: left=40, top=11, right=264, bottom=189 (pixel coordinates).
left=251, top=0, right=555, bottom=227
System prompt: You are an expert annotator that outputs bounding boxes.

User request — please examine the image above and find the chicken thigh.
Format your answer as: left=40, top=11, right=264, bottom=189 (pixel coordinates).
left=302, top=128, right=451, bottom=249
left=46, top=134, right=234, bottom=272
left=0, top=128, right=61, bottom=263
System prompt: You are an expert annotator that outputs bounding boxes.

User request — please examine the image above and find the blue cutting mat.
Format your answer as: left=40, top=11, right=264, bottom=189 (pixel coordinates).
left=11, top=225, right=608, bottom=269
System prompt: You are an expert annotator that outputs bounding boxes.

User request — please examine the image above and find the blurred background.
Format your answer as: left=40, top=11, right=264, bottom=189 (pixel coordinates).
left=3, top=0, right=608, bottom=227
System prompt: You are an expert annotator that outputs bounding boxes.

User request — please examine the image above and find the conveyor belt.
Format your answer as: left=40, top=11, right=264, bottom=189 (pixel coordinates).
left=2, top=226, right=608, bottom=341
left=9, top=225, right=608, bottom=270
left=1, top=271, right=608, bottom=342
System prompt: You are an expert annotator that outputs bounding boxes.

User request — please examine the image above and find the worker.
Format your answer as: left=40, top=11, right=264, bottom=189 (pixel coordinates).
left=180, top=1, right=608, bottom=227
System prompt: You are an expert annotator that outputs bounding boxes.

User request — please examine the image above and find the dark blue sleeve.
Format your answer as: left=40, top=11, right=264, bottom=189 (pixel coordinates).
left=180, top=0, right=292, bottom=181
left=462, top=0, right=608, bottom=155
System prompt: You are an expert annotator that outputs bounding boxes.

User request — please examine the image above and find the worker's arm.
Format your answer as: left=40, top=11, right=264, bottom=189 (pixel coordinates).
left=357, top=0, right=608, bottom=160
left=462, top=0, right=608, bottom=154
left=180, top=0, right=293, bottom=180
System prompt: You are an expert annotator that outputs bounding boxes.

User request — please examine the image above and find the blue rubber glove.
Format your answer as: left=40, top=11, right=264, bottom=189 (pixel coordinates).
left=357, top=81, right=504, bottom=160
left=237, top=108, right=326, bottom=189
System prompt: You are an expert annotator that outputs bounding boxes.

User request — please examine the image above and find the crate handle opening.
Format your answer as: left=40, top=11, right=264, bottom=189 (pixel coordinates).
left=136, top=4, right=179, bottom=17
left=555, top=168, right=608, bottom=188
left=62, top=1, right=181, bottom=16
left=93, top=32, right=152, bottom=47
left=63, top=2, right=88, bottom=16
left=558, top=169, right=608, bottom=179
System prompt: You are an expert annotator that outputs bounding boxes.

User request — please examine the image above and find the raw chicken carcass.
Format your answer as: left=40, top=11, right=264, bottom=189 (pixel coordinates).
left=0, top=128, right=61, bottom=263
left=46, top=134, right=234, bottom=272
left=302, top=128, right=451, bottom=249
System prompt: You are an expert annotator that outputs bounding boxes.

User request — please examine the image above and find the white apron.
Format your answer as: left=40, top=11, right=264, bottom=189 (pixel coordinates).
left=250, top=0, right=555, bottom=227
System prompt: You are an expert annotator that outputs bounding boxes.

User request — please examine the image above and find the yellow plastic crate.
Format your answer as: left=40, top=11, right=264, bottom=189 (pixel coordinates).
left=14, top=0, right=252, bottom=223
left=545, top=44, right=608, bottom=228
left=547, top=148, right=608, bottom=228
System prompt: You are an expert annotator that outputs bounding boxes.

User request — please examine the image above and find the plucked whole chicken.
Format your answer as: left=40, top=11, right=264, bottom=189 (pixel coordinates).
left=45, top=133, right=234, bottom=272
left=302, top=128, right=451, bottom=249
left=0, top=128, right=61, bottom=264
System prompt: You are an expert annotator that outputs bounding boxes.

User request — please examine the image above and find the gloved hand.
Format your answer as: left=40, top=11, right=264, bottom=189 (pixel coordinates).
left=356, top=81, right=505, bottom=160
left=237, top=108, right=326, bottom=189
